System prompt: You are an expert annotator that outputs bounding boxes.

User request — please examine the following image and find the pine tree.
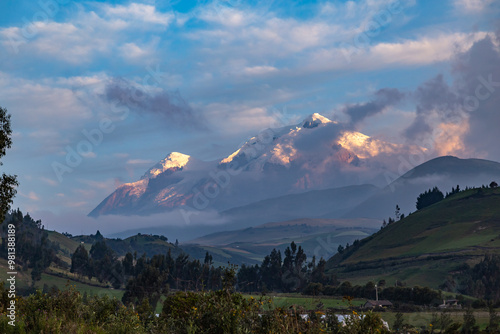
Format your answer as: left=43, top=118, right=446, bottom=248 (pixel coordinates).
left=71, top=244, right=90, bottom=277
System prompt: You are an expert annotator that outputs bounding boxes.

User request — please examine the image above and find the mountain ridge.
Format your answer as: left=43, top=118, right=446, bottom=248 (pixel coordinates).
left=89, top=113, right=425, bottom=218
left=343, top=155, right=500, bottom=220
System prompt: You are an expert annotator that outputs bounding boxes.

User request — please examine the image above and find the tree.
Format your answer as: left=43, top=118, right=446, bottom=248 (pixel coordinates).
left=204, top=251, right=213, bottom=266
left=462, top=307, right=478, bottom=334
left=0, top=210, right=59, bottom=280
left=416, top=187, right=444, bottom=210
left=260, top=249, right=282, bottom=291
left=71, top=245, right=90, bottom=277
left=393, top=312, right=404, bottom=333
left=89, top=240, right=116, bottom=283
left=490, top=181, right=498, bottom=188
left=122, top=252, right=134, bottom=276
left=0, top=107, right=18, bottom=222
left=487, top=303, right=500, bottom=333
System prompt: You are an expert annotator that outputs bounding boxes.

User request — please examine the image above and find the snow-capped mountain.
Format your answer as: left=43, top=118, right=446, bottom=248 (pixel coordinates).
left=89, top=113, right=424, bottom=217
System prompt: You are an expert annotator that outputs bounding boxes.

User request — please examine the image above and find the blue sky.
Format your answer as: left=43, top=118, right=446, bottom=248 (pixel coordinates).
left=1, top=0, right=499, bottom=232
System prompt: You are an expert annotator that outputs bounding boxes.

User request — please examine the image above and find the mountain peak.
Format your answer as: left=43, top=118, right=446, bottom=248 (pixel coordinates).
left=142, top=152, right=190, bottom=179
left=301, top=113, right=333, bottom=128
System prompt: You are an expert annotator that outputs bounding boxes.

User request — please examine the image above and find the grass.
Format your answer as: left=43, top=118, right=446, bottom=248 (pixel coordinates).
left=382, top=310, right=493, bottom=330
left=327, top=188, right=500, bottom=289
left=344, top=188, right=500, bottom=263
left=35, top=273, right=124, bottom=300
left=242, top=293, right=496, bottom=331
left=0, top=256, right=123, bottom=300
left=0, top=258, right=32, bottom=290
left=47, top=230, right=83, bottom=254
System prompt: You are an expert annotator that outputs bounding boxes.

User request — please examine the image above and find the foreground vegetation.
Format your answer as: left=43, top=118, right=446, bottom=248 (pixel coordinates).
left=0, top=276, right=392, bottom=334
left=2, top=280, right=500, bottom=333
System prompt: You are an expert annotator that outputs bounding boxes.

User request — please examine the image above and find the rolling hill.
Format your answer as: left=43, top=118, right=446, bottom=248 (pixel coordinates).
left=220, top=184, right=379, bottom=228
left=187, top=217, right=381, bottom=262
left=48, top=230, right=255, bottom=266
left=326, top=186, right=500, bottom=288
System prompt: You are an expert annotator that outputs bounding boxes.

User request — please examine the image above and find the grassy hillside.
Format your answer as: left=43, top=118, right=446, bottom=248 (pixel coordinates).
left=326, top=187, right=500, bottom=288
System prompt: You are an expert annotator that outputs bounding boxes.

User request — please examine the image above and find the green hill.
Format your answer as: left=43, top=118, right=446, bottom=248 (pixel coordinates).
left=326, top=186, right=500, bottom=288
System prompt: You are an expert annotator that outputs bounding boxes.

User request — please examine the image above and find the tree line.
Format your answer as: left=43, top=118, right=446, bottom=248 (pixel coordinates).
left=0, top=209, right=63, bottom=283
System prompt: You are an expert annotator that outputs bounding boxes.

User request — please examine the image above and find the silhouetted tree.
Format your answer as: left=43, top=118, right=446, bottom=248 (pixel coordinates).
left=1, top=210, right=59, bottom=281
left=204, top=251, right=213, bottom=266
left=0, top=106, right=18, bottom=222
left=395, top=205, right=401, bottom=220
left=89, top=240, right=116, bottom=283
left=260, top=248, right=282, bottom=291
left=122, top=252, right=134, bottom=276
left=416, top=187, right=444, bottom=210
left=71, top=245, right=90, bottom=277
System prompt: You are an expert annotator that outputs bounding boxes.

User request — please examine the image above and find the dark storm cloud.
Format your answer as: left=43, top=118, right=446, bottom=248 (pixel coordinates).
left=104, top=78, right=207, bottom=130
left=455, top=34, right=500, bottom=160
left=343, top=88, right=405, bottom=126
left=404, top=74, right=462, bottom=141
left=402, top=28, right=500, bottom=161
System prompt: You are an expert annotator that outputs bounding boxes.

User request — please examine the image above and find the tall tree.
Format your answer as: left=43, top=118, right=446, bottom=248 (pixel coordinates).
left=89, top=240, right=116, bottom=283
left=71, top=244, right=90, bottom=277
left=0, top=107, right=18, bottom=222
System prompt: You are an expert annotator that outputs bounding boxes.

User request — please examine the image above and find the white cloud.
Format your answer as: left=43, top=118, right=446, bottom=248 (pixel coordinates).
left=368, top=32, right=490, bottom=65
left=454, top=0, right=494, bottom=13
left=243, top=66, right=279, bottom=76
left=204, top=103, right=276, bottom=135
left=0, top=3, right=171, bottom=64
left=198, top=6, right=251, bottom=27
left=20, top=19, right=116, bottom=64
left=308, top=31, right=490, bottom=72
left=102, top=3, right=173, bottom=26
left=189, top=17, right=343, bottom=56
left=0, top=73, right=93, bottom=128
left=119, top=38, right=159, bottom=63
